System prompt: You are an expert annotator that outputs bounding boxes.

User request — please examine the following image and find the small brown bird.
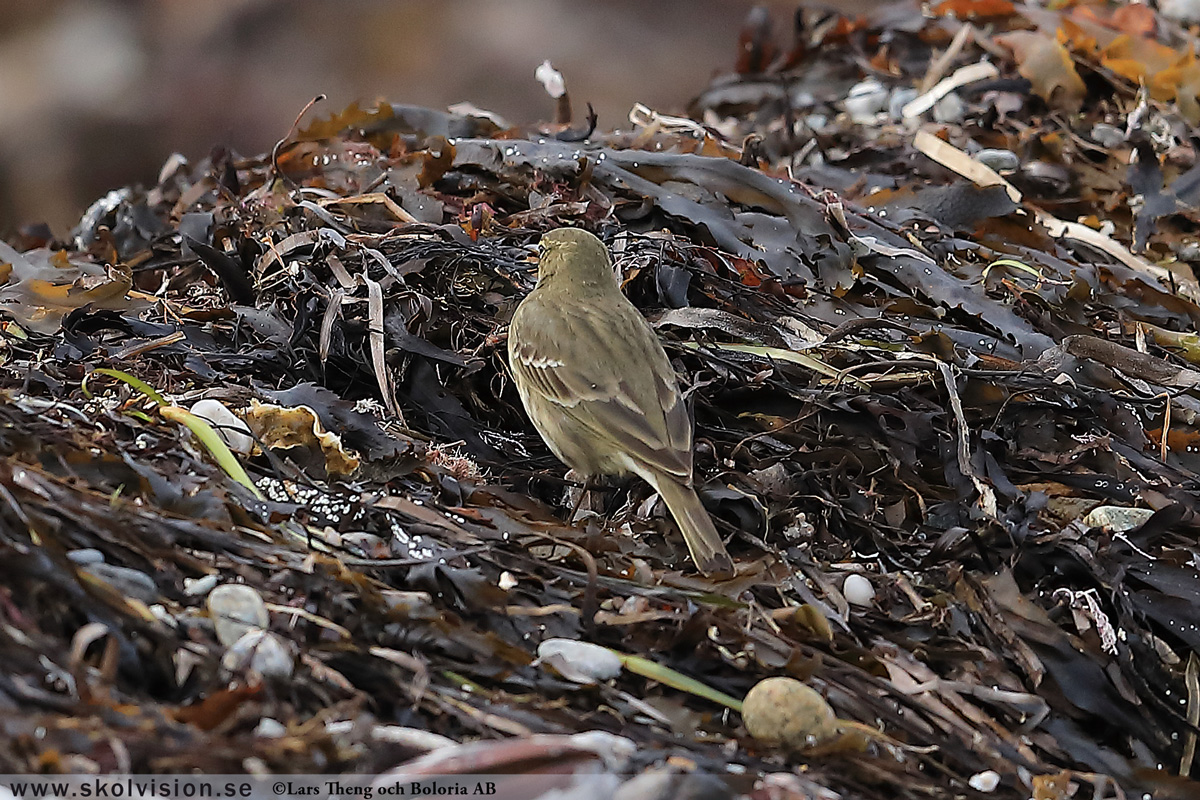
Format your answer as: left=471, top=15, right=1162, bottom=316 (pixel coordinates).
left=507, top=228, right=734, bottom=577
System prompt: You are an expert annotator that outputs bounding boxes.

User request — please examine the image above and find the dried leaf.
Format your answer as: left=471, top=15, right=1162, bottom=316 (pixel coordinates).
left=996, top=30, right=1086, bottom=111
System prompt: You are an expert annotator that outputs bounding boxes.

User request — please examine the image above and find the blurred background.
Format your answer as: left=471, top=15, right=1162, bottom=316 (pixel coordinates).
left=0, top=0, right=853, bottom=237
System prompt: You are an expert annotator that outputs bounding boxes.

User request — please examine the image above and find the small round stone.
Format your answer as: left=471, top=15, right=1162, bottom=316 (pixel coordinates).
left=742, top=677, right=838, bottom=748
left=1090, top=123, right=1125, bottom=148
left=183, top=574, right=220, bottom=597
left=843, top=573, right=876, bottom=607
left=537, top=639, right=623, bottom=682
left=220, top=629, right=294, bottom=680
left=67, top=548, right=106, bottom=565
left=190, top=399, right=254, bottom=454
left=975, top=148, right=1020, bottom=172
left=255, top=717, right=287, bottom=738
left=888, top=88, right=919, bottom=120
left=207, top=583, right=269, bottom=647
left=844, top=80, right=889, bottom=124
left=81, top=563, right=159, bottom=604
left=969, top=770, right=1001, bottom=792
left=932, top=92, right=966, bottom=123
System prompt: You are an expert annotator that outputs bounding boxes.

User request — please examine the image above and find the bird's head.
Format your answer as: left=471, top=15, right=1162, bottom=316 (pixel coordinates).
left=535, top=228, right=615, bottom=286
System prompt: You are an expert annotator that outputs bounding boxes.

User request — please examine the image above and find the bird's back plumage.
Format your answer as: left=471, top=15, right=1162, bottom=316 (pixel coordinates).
left=508, top=229, right=733, bottom=576
left=509, top=289, right=691, bottom=479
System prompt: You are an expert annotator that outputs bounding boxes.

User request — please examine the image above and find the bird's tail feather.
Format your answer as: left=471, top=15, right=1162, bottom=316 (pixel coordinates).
left=651, top=474, right=734, bottom=577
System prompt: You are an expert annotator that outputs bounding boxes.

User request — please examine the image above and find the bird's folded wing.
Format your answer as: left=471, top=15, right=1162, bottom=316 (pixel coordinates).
left=510, top=305, right=693, bottom=480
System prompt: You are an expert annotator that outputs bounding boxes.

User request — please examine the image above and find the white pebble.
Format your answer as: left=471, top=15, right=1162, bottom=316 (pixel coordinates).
left=207, top=583, right=269, bottom=646
left=968, top=771, right=1000, bottom=792
left=975, top=149, right=1020, bottom=172
left=190, top=399, right=254, bottom=454
left=932, top=92, right=966, bottom=124
left=1090, top=123, right=1125, bottom=149
left=255, top=718, right=287, bottom=738
left=220, top=629, right=294, bottom=680
left=537, top=639, right=623, bottom=682
left=184, top=574, right=220, bottom=597
left=844, top=80, right=889, bottom=124
left=1161, top=0, right=1200, bottom=24
left=843, top=574, right=876, bottom=607
left=1082, top=505, right=1155, bottom=533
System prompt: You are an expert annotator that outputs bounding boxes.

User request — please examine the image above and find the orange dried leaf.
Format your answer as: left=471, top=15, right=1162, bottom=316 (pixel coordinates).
left=730, top=257, right=767, bottom=288
left=0, top=252, right=137, bottom=334
left=822, top=16, right=867, bottom=41
left=1156, top=47, right=1200, bottom=124
left=171, top=685, right=263, bottom=731
left=1110, top=4, right=1156, bottom=37
left=1058, top=18, right=1098, bottom=55
left=1070, top=6, right=1102, bottom=24
left=997, top=31, right=1086, bottom=111
left=1105, top=57, right=1153, bottom=85
left=869, top=45, right=892, bottom=74
left=417, top=136, right=456, bottom=189
left=699, top=136, right=728, bottom=158
left=1101, top=34, right=1179, bottom=84
left=297, top=101, right=394, bottom=142
left=1032, top=771, right=1072, bottom=800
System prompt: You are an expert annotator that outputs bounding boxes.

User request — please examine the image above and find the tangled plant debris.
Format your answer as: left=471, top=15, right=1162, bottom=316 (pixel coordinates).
left=7, top=1, right=1200, bottom=798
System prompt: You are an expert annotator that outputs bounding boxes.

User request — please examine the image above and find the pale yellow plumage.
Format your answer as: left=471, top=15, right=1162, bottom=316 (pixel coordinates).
left=507, top=228, right=733, bottom=577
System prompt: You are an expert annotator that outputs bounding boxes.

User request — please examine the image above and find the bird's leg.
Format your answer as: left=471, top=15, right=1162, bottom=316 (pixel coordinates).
left=562, top=470, right=618, bottom=523
left=568, top=484, right=589, bottom=523
left=601, top=477, right=636, bottom=523
left=561, top=469, right=591, bottom=522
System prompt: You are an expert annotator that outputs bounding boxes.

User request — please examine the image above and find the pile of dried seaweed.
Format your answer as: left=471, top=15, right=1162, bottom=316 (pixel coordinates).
left=6, top=2, right=1200, bottom=798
